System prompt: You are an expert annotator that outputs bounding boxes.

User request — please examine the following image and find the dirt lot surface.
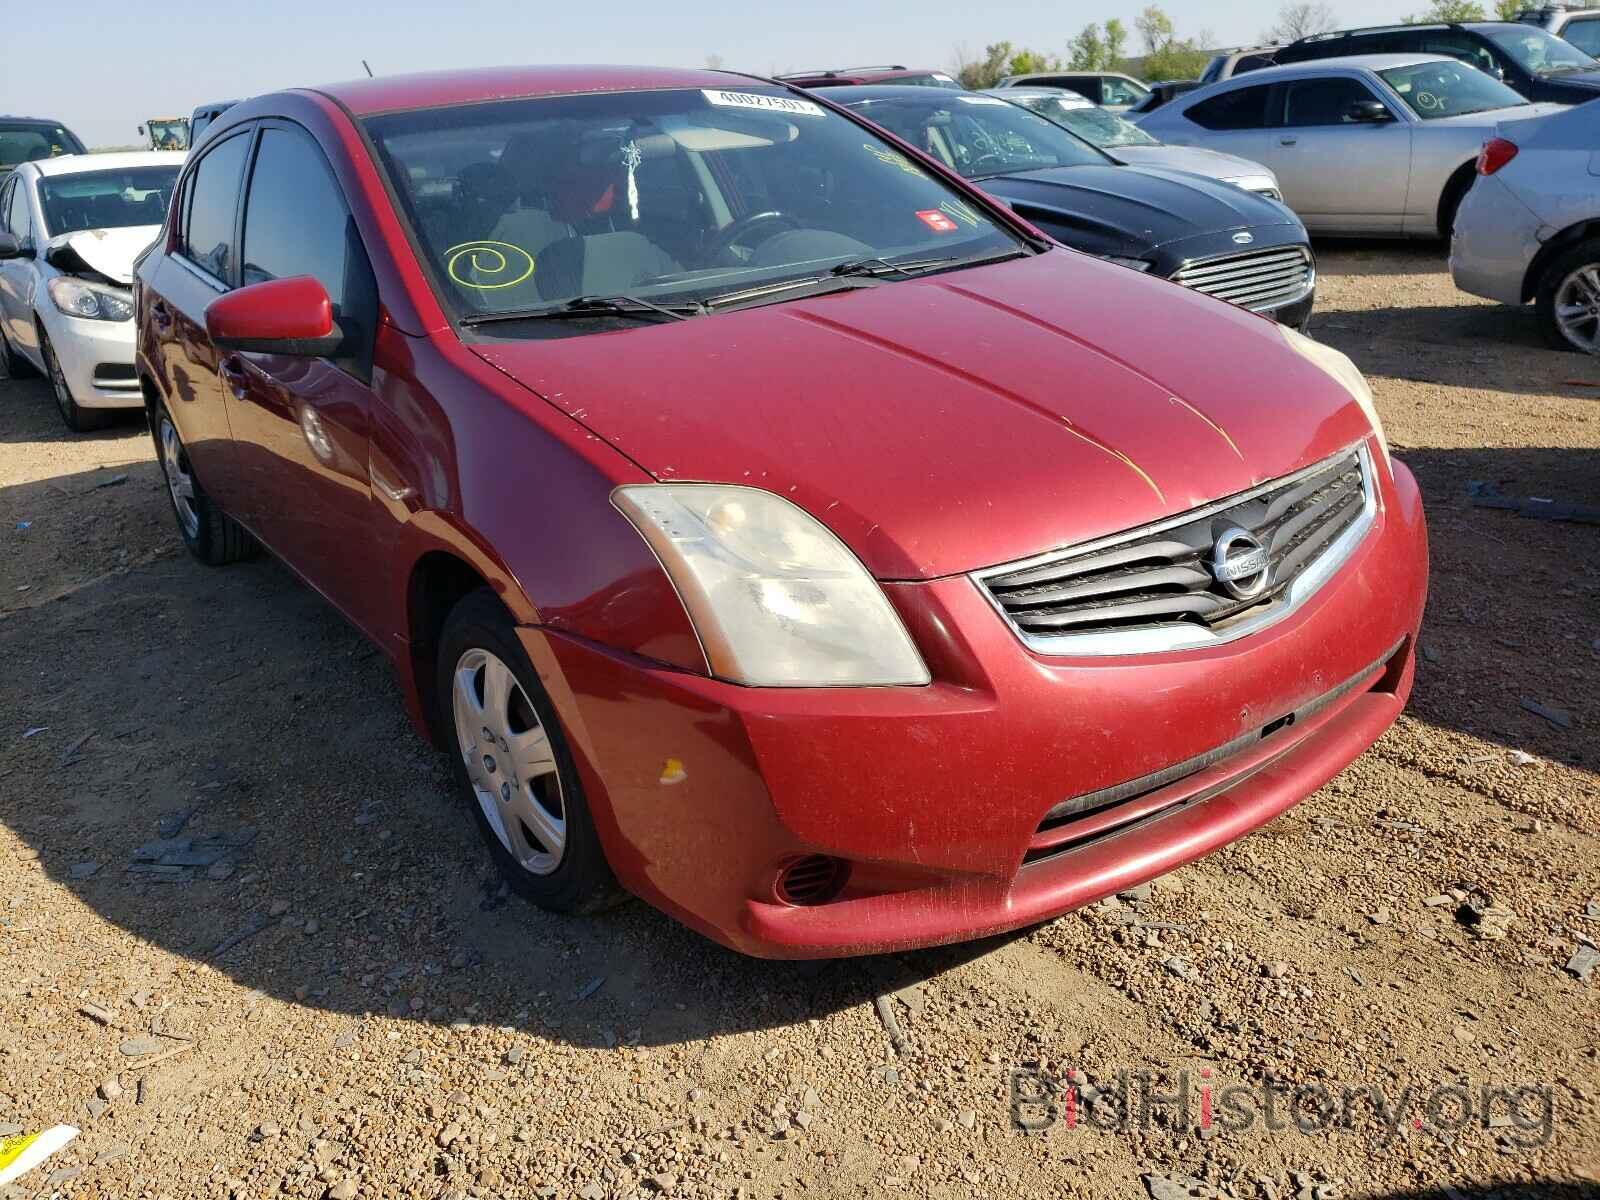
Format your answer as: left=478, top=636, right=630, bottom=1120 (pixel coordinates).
left=1, top=246, right=1597, bottom=1200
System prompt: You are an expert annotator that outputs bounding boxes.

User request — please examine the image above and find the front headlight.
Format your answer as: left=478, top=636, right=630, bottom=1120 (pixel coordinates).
left=1277, top=325, right=1391, bottom=471
left=48, top=277, right=134, bottom=322
left=1102, top=255, right=1153, bottom=272
left=613, top=484, right=931, bottom=687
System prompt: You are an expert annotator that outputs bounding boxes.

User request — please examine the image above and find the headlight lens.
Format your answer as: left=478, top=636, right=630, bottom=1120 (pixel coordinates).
left=48, top=277, right=134, bottom=322
left=1277, top=325, right=1391, bottom=470
left=613, top=484, right=931, bottom=687
left=1102, top=255, right=1153, bottom=272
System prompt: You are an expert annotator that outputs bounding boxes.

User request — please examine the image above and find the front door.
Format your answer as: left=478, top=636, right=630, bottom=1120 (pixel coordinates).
left=1262, top=76, right=1412, bottom=232
left=221, top=121, right=384, bottom=637
left=0, top=174, right=42, bottom=362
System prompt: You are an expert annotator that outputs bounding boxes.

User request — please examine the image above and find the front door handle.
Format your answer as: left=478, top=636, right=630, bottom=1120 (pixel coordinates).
left=1279, top=136, right=1298, bottom=146
left=151, top=299, right=173, bottom=330
left=220, top=355, right=250, bottom=400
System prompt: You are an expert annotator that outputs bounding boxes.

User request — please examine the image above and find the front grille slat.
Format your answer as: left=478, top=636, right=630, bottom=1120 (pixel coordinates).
left=974, top=447, right=1373, bottom=655
left=1171, top=247, right=1313, bottom=313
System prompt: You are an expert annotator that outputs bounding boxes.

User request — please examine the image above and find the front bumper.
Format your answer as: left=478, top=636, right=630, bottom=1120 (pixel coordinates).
left=39, top=306, right=142, bottom=410
left=523, top=455, right=1428, bottom=958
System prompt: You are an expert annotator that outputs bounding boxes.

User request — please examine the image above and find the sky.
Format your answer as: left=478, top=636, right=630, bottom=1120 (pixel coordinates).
left=7, top=0, right=1404, bottom=148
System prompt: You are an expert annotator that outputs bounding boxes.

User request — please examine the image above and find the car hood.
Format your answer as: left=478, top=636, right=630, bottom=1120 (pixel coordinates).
left=469, top=249, right=1377, bottom=580
left=1106, top=144, right=1275, bottom=186
left=43, top=225, right=160, bottom=285
left=979, top=164, right=1298, bottom=259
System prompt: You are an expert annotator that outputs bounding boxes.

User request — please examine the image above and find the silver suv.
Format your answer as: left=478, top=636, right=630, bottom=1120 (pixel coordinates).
left=1516, top=4, right=1600, bottom=56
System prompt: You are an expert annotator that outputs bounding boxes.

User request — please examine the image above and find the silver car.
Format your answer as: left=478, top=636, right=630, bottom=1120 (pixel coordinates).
left=984, top=87, right=1282, bottom=198
left=1451, top=100, right=1600, bottom=352
left=1136, top=54, right=1565, bottom=236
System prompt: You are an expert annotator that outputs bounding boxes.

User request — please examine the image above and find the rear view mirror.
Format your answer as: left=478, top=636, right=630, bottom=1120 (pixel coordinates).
left=205, top=276, right=342, bottom=357
left=0, top=232, right=22, bottom=260
left=1346, top=101, right=1394, bottom=123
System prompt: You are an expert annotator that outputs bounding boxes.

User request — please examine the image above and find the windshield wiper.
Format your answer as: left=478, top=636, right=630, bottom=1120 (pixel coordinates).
left=459, top=294, right=705, bottom=327
left=828, top=255, right=966, bottom=279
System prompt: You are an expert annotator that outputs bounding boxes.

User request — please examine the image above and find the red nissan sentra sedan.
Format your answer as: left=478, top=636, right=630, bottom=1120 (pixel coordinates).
left=133, top=66, right=1427, bottom=958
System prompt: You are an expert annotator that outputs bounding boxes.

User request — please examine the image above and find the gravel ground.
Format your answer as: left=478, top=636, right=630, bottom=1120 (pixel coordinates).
left=0, top=245, right=1596, bottom=1200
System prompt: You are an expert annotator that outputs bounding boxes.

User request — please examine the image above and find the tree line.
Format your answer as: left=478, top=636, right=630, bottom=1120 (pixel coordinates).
left=951, top=0, right=1547, bottom=88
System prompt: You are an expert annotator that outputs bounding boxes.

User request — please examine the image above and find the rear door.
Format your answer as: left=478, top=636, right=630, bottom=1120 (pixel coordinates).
left=1172, top=81, right=1282, bottom=168
left=146, top=129, right=254, bottom=508
left=1270, top=74, right=1412, bottom=231
left=223, top=120, right=384, bottom=635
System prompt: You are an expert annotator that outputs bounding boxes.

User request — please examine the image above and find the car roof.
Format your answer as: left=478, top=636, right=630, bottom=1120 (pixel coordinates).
left=1212, top=52, right=1454, bottom=80
left=983, top=86, right=1093, bottom=103
left=29, top=150, right=187, bottom=177
left=0, top=115, right=73, bottom=126
left=823, top=84, right=997, bottom=103
left=312, top=65, right=770, bottom=117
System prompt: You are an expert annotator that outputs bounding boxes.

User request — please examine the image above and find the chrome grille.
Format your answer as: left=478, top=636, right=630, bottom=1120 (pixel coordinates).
left=1171, top=247, right=1313, bottom=313
left=973, top=446, right=1375, bottom=656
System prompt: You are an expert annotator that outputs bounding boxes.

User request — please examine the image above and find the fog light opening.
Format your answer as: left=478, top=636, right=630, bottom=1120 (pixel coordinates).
left=773, top=855, right=850, bottom=907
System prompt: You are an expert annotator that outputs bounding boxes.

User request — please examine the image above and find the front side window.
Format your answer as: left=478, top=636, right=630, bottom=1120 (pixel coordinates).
left=1484, top=23, right=1600, bottom=74
left=38, top=167, right=180, bottom=238
left=1, top=178, right=27, bottom=239
left=1101, top=78, right=1151, bottom=106
left=181, top=133, right=251, bottom=281
left=364, top=87, right=1028, bottom=327
left=240, top=125, right=377, bottom=372
left=1186, top=84, right=1276, bottom=130
left=0, top=124, right=83, bottom=173
left=1415, top=32, right=1503, bottom=76
left=1283, top=78, right=1387, bottom=126
left=1379, top=60, right=1529, bottom=118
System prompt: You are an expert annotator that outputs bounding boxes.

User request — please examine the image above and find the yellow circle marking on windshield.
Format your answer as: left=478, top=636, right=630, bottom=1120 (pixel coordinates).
left=445, top=241, right=535, bottom=290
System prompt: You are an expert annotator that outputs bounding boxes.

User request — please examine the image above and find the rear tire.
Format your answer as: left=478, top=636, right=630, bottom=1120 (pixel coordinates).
left=41, top=329, right=115, bottom=432
left=150, top=398, right=257, bottom=564
left=437, top=588, right=623, bottom=915
left=0, top=323, right=37, bottom=379
left=1535, top=238, right=1600, bottom=355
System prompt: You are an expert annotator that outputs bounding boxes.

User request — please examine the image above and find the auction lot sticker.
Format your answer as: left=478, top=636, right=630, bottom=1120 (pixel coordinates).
left=916, top=210, right=960, bottom=233
left=702, top=90, right=825, bottom=118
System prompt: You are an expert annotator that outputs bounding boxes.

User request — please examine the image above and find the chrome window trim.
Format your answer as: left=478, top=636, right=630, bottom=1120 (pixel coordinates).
left=171, top=252, right=227, bottom=293
left=970, top=442, right=1378, bottom=657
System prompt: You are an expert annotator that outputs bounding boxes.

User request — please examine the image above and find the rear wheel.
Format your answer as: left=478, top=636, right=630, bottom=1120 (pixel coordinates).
left=437, top=589, right=622, bottom=914
left=41, top=329, right=115, bottom=432
left=150, top=399, right=257, bottom=564
left=1535, top=239, right=1600, bottom=355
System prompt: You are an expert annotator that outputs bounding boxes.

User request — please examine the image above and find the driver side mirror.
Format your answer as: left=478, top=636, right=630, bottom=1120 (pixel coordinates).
left=1345, top=100, right=1394, bottom=124
left=205, top=276, right=342, bottom=357
left=0, top=232, right=27, bottom=260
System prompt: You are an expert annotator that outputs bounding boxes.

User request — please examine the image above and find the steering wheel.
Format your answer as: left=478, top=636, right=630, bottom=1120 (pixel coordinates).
left=706, top=211, right=801, bottom=260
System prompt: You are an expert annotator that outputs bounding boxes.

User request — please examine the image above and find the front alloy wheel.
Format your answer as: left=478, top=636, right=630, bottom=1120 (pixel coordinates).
left=435, top=589, right=621, bottom=914
left=451, top=647, right=567, bottom=875
left=42, top=330, right=112, bottom=432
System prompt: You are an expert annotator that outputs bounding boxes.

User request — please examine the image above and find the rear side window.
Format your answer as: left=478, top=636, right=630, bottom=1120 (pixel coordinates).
left=1101, top=78, right=1149, bottom=106
left=1560, top=16, right=1600, bottom=57
left=1283, top=78, right=1384, bottom=126
left=241, top=125, right=378, bottom=374
left=1186, top=84, right=1276, bottom=130
left=181, top=133, right=250, bottom=282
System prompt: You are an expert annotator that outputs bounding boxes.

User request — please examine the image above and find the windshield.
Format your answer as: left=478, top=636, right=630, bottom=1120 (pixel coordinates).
left=364, top=87, right=1025, bottom=324
left=37, top=166, right=180, bottom=237
left=840, top=92, right=1109, bottom=180
left=0, top=123, right=83, bottom=172
left=146, top=120, right=189, bottom=151
left=1028, top=100, right=1160, bottom=148
left=1483, top=24, right=1599, bottom=75
left=1379, top=60, right=1529, bottom=118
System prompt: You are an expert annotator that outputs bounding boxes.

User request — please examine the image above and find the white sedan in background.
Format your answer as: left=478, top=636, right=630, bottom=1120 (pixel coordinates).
left=1135, top=55, right=1564, bottom=237
left=0, top=151, right=184, bottom=430
left=1452, top=101, right=1600, bottom=353
left=984, top=87, right=1283, bottom=198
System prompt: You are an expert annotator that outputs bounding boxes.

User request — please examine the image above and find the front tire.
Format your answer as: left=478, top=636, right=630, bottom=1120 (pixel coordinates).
left=150, top=398, right=257, bottom=564
left=437, top=589, right=622, bottom=914
left=1535, top=239, right=1600, bottom=355
left=41, top=330, right=113, bottom=432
